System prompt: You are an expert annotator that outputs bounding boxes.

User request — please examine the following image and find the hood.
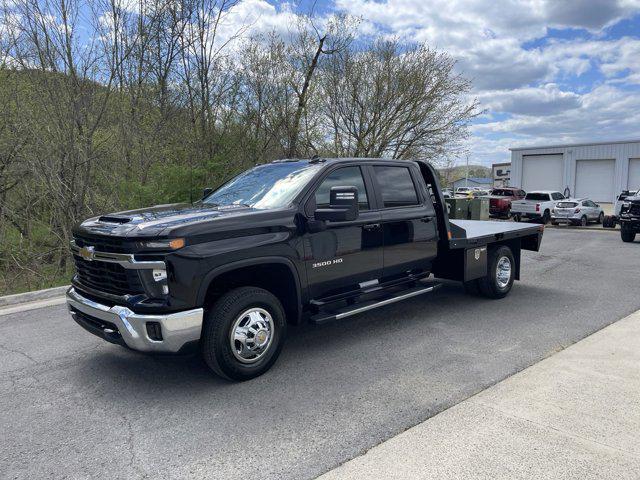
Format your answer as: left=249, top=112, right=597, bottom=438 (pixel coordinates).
left=75, top=203, right=260, bottom=238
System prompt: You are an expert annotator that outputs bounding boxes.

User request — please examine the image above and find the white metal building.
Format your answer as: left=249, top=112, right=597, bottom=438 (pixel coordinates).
left=510, top=140, right=640, bottom=203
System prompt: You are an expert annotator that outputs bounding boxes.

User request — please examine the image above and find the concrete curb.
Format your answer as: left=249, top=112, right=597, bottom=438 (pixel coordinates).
left=545, top=225, right=618, bottom=232
left=0, top=285, right=70, bottom=308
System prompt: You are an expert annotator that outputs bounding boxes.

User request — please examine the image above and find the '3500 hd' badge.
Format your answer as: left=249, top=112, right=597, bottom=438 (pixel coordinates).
left=312, top=258, right=343, bottom=268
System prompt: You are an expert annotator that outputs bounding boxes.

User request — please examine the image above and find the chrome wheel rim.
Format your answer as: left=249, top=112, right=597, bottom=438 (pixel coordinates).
left=230, top=308, right=274, bottom=364
left=496, top=256, right=512, bottom=289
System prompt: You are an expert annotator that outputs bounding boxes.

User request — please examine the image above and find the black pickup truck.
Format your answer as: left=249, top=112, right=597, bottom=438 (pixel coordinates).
left=618, top=193, right=640, bottom=242
left=66, top=158, right=544, bottom=380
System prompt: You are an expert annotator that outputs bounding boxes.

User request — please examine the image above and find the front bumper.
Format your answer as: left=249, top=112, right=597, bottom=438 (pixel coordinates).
left=66, top=287, right=203, bottom=353
left=619, top=214, right=640, bottom=230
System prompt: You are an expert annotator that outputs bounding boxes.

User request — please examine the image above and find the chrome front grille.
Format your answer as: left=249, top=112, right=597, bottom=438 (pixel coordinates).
left=70, top=235, right=165, bottom=298
left=73, top=233, right=132, bottom=253
left=72, top=254, right=144, bottom=296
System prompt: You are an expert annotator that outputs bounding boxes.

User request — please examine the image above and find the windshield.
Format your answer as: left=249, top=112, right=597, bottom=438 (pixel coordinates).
left=203, top=162, right=321, bottom=209
left=491, top=189, right=513, bottom=196
left=525, top=193, right=550, bottom=201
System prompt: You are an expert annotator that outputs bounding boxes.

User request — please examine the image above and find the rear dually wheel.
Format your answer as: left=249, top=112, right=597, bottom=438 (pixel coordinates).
left=477, top=246, right=515, bottom=299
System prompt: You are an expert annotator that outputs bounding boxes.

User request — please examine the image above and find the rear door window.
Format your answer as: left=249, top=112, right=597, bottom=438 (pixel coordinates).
left=373, top=166, right=420, bottom=208
left=525, top=193, right=550, bottom=201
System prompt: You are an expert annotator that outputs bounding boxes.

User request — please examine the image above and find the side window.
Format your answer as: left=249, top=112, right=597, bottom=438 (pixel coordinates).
left=519, top=190, right=526, bottom=196
left=314, top=166, right=369, bottom=211
left=373, top=166, right=420, bottom=208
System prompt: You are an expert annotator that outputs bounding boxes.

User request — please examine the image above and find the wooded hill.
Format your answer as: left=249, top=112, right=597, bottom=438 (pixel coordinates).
left=0, top=0, right=478, bottom=294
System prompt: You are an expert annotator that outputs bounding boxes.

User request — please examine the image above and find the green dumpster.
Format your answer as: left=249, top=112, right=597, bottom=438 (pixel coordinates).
left=445, top=197, right=471, bottom=219
left=469, top=197, right=490, bottom=220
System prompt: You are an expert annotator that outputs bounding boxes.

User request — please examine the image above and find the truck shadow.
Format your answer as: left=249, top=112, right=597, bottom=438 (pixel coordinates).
left=73, top=280, right=572, bottom=400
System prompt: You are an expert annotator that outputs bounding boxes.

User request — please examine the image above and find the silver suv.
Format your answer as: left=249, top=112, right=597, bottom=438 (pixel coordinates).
left=551, top=198, right=605, bottom=226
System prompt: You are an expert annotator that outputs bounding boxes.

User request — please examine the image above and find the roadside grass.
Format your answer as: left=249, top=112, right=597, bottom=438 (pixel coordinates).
left=0, top=225, right=72, bottom=296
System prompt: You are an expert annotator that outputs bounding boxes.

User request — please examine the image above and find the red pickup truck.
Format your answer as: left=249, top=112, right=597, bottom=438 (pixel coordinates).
left=488, top=187, right=526, bottom=218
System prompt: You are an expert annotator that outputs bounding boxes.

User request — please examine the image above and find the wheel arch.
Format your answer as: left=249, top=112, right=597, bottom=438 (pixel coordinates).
left=198, top=257, right=303, bottom=324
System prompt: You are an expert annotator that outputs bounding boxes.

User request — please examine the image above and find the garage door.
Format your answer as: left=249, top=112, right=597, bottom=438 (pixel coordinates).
left=575, top=159, right=615, bottom=202
left=522, top=154, right=563, bottom=192
left=628, top=158, right=640, bottom=190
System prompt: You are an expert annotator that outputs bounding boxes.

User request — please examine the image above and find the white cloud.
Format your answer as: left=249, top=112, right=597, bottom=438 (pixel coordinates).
left=478, top=84, right=582, bottom=116
left=474, top=84, right=640, bottom=144
left=334, top=0, right=640, bottom=166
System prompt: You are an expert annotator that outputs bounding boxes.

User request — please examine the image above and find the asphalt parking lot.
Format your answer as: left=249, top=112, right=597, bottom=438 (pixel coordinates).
left=2, top=229, right=640, bottom=480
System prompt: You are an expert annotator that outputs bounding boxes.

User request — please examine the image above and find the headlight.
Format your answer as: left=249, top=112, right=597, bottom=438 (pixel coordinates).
left=139, top=238, right=185, bottom=250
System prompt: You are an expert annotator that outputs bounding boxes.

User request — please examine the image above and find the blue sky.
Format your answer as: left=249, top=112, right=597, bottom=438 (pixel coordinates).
left=240, top=0, right=640, bottom=165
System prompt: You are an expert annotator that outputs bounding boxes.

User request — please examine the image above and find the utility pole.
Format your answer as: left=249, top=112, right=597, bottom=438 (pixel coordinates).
left=465, top=153, right=469, bottom=188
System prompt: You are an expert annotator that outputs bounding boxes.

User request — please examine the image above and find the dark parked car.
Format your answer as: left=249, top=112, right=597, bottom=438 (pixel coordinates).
left=488, top=187, right=526, bottom=218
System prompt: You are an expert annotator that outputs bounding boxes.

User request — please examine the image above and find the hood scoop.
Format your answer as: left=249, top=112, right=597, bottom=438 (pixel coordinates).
left=98, top=215, right=132, bottom=224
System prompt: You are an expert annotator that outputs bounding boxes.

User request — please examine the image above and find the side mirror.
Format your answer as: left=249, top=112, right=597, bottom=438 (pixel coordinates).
left=203, top=187, right=213, bottom=199
left=314, top=186, right=359, bottom=222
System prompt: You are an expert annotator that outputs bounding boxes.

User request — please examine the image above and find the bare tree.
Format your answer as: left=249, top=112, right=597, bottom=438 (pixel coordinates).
left=6, top=0, right=119, bottom=270
left=285, top=13, right=357, bottom=158
left=321, top=40, right=479, bottom=160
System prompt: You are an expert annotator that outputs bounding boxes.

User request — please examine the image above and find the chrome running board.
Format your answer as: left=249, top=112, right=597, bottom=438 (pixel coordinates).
left=309, top=282, right=441, bottom=325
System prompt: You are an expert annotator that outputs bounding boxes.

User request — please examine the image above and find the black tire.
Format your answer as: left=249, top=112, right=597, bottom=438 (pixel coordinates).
left=477, top=246, right=515, bottom=299
left=597, top=212, right=604, bottom=224
left=542, top=210, right=551, bottom=225
left=202, top=287, right=287, bottom=381
left=513, top=214, right=521, bottom=222
left=580, top=215, right=588, bottom=227
left=621, top=227, right=636, bottom=243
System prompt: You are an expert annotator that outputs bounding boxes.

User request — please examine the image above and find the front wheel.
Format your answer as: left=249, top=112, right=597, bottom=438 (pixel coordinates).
left=621, top=227, right=636, bottom=243
left=477, top=246, right=515, bottom=299
left=202, top=287, right=287, bottom=381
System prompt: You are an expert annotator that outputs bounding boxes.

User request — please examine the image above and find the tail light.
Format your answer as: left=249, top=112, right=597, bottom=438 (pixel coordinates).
left=535, top=203, right=540, bottom=212
left=574, top=208, right=581, bottom=213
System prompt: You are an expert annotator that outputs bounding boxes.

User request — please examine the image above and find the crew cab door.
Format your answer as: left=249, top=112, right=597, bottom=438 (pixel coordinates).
left=303, top=165, right=384, bottom=299
left=371, top=164, right=438, bottom=278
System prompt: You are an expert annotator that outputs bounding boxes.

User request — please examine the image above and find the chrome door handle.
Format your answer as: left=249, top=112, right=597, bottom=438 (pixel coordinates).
left=420, top=217, right=434, bottom=223
left=363, top=223, right=381, bottom=231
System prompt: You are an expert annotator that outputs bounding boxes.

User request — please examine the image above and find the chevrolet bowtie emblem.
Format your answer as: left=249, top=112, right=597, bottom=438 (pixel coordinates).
left=79, top=246, right=95, bottom=261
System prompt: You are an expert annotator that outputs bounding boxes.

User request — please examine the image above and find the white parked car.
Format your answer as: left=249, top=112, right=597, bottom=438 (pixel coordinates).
left=511, top=190, right=566, bottom=224
left=551, top=198, right=605, bottom=226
